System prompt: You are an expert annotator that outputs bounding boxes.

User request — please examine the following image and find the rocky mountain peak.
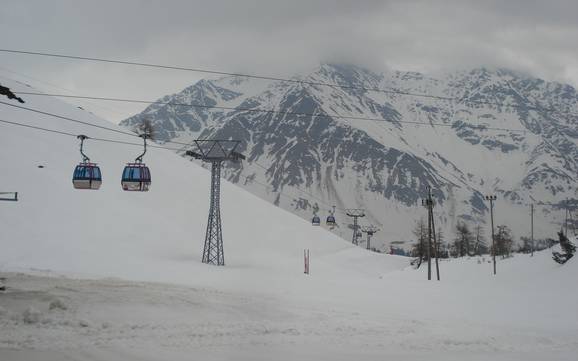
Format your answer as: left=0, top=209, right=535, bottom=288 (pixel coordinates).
left=120, top=64, right=578, bottom=247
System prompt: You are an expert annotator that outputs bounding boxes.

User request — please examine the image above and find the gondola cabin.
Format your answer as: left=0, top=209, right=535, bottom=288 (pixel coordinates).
left=326, top=215, right=336, bottom=226
left=121, top=163, right=151, bottom=192
left=312, top=216, right=321, bottom=226
left=72, top=163, right=102, bottom=190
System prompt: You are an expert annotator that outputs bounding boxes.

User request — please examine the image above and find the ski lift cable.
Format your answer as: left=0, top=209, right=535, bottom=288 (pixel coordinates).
left=250, top=160, right=347, bottom=212
left=237, top=172, right=348, bottom=215
left=4, top=117, right=575, bottom=222
left=192, top=156, right=346, bottom=214
left=0, top=97, right=543, bottom=209
left=0, top=117, right=342, bottom=212
left=0, top=48, right=575, bottom=116
left=0, top=100, right=200, bottom=146
left=0, top=99, right=279, bottom=150
left=0, top=100, right=137, bottom=137
left=13, top=92, right=534, bottom=133
left=0, top=118, right=181, bottom=151
left=1, top=117, right=574, bottom=213
left=0, top=65, right=130, bottom=117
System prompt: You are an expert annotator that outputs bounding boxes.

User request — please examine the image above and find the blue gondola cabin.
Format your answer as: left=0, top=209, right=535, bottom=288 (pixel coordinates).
left=72, top=163, right=102, bottom=190
left=121, top=163, right=151, bottom=192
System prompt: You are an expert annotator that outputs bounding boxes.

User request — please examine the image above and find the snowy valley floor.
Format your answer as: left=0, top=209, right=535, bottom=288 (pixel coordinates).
left=1, top=252, right=577, bottom=361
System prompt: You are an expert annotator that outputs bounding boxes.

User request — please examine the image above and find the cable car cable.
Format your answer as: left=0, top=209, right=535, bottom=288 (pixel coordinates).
left=0, top=117, right=346, bottom=214
left=0, top=65, right=129, bottom=118
left=13, top=113, right=567, bottom=215
left=12, top=92, right=539, bottom=133
left=0, top=118, right=182, bottom=151
left=0, top=100, right=220, bottom=147
left=0, top=48, right=572, bottom=115
left=0, top=100, right=136, bottom=137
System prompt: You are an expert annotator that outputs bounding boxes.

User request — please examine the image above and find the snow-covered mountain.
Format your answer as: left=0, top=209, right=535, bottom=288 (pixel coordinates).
left=121, top=64, right=578, bottom=249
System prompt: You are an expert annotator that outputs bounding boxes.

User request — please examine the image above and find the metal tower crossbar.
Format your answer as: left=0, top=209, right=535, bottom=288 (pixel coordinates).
left=186, top=140, right=245, bottom=266
left=189, top=139, right=245, bottom=161
left=346, top=209, right=365, bottom=245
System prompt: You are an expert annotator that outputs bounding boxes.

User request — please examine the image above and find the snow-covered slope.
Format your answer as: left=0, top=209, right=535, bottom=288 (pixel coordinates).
left=121, top=65, right=578, bottom=249
left=1, top=250, right=577, bottom=361
left=0, top=76, right=406, bottom=285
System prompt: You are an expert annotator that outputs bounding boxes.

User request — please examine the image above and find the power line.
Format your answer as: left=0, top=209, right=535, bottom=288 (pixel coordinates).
left=0, top=48, right=571, bottom=114
left=0, top=100, right=199, bottom=146
left=13, top=91, right=530, bottom=133
left=250, top=160, right=346, bottom=212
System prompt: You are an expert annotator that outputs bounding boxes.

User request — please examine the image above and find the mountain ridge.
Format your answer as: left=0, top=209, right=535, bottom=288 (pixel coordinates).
left=121, top=64, right=578, bottom=249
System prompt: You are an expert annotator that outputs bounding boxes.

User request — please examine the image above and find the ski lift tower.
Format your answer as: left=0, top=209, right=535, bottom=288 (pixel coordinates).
left=186, top=140, right=245, bottom=266
left=346, top=209, right=365, bottom=245
left=361, top=225, right=379, bottom=250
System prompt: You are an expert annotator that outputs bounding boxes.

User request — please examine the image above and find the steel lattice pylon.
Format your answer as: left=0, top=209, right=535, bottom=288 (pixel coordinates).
left=361, top=225, right=378, bottom=250
left=203, top=161, right=224, bottom=265
left=346, top=209, right=365, bottom=245
left=186, top=139, right=245, bottom=266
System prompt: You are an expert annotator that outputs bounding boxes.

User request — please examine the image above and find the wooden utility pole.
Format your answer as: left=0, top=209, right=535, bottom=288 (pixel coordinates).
left=422, top=199, right=432, bottom=280
left=430, top=197, right=440, bottom=281
left=427, top=202, right=432, bottom=280
left=485, top=195, right=497, bottom=275
left=422, top=187, right=439, bottom=281
left=530, top=204, right=534, bottom=257
left=565, top=198, right=569, bottom=237
left=568, top=210, right=576, bottom=237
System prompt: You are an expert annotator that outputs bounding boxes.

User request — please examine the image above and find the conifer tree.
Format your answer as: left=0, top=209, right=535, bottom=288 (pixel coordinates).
left=552, top=231, right=576, bottom=264
left=495, top=225, right=513, bottom=258
left=473, top=224, right=488, bottom=255
left=411, top=218, right=427, bottom=268
left=455, top=221, right=473, bottom=257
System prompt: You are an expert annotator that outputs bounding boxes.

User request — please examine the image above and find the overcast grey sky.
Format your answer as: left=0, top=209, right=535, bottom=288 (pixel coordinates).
left=1, top=0, right=577, bottom=122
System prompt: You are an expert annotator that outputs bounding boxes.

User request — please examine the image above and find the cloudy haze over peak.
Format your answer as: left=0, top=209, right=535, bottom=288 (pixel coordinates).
left=1, top=0, right=577, bottom=121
